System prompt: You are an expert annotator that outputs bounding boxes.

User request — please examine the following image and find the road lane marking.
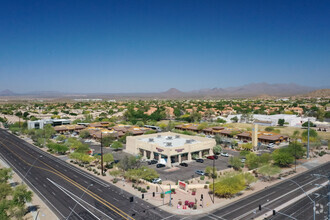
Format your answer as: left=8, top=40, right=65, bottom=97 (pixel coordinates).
left=48, top=179, right=114, bottom=220
left=0, top=138, right=134, bottom=220
left=161, top=214, right=176, bottom=220
left=232, top=178, right=322, bottom=220
left=0, top=152, right=66, bottom=219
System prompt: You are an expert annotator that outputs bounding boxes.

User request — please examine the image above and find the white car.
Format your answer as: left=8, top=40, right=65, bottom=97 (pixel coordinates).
left=152, top=178, right=162, bottom=184
left=267, top=143, right=275, bottom=148
left=221, top=152, right=229, bottom=157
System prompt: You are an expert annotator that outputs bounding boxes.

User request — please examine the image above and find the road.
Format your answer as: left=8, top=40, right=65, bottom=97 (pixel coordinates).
left=197, top=161, right=330, bottom=220
left=0, top=129, right=178, bottom=220
left=272, top=187, right=329, bottom=220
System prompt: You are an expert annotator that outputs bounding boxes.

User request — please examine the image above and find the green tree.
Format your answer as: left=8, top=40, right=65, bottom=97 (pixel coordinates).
left=286, top=141, right=306, bottom=159
left=231, top=116, right=238, bottom=123
left=118, top=155, right=141, bottom=171
left=246, top=153, right=260, bottom=170
left=258, top=164, right=281, bottom=181
left=210, top=174, right=246, bottom=198
left=56, top=135, right=66, bottom=142
left=102, top=153, right=114, bottom=165
left=197, top=122, right=208, bottom=131
left=101, top=135, right=116, bottom=147
left=229, top=156, right=242, bottom=171
left=301, top=129, right=318, bottom=142
left=241, top=143, right=253, bottom=151
left=265, top=127, right=274, bottom=132
left=0, top=168, right=12, bottom=183
left=214, top=134, right=222, bottom=145
left=278, top=119, right=285, bottom=126
left=111, top=141, right=123, bottom=150
left=302, top=121, right=315, bottom=127
left=12, top=184, right=33, bottom=207
left=79, top=130, right=90, bottom=139
left=205, top=166, right=217, bottom=178
left=272, top=149, right=294, bottom=167
left=213, top=145, right=222, bottom=154
left=43, top=124, right=55, bottom=139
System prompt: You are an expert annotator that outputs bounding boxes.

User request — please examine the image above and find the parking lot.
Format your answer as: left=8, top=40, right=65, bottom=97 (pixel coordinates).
left=148, top=149, right=240, bottom=182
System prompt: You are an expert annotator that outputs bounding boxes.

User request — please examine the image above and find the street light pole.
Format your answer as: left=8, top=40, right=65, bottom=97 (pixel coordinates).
left=23, top=155, right=42, bottom=184
left=307, top=119, right=310, bottom=159
left=213, top=158, right=215, bottom=203
left=66, top=183, right=93, bottom=219
left=287, top=179, right=315, bottom=220
left=100, top=131, right=104, bottom=175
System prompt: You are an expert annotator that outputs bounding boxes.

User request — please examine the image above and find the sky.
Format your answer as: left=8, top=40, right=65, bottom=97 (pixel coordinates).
left=0, top=0, right=329, bottom=93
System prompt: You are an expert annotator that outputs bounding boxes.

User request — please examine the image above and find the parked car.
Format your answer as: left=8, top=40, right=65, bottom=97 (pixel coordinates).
left=156, top=163, right=166, bottom=168
left=207, top=155, right=218, bottom=160
left=241, top=158, right=246, bottom=163
left=151, top=178, right=162, bottom=184
left=195, top=170, right=205, bottom=176
left=221, top=152, right=229, bottom=157
left=148, top=159, right=158, bottom=165
left=196, top=158, right=204, bottom=163
left=267, top=143, right=275, bottom=148
left=179, top=162, right=188, bottom=167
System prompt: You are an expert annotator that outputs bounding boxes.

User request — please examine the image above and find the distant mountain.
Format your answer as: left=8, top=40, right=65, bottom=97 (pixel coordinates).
left=299, top=89, right=330, bottom=98
left=191, top=83, right=317, bottom=97
left=0, top=89, right=16, bottom=96
left=159, top=88, right=185, bottom=97
left=1, top=83, right=327, bottom=99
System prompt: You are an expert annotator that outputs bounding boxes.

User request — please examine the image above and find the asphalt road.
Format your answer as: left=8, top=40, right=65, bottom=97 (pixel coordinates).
left=0, top=129, right=179, bottom=220
left=271, top=187, right=329, bottom=220
left=196, top=161, right=330, bottom=220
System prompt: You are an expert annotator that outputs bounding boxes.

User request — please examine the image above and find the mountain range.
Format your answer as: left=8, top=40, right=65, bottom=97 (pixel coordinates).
left=0, top=83, right=328, bottom=99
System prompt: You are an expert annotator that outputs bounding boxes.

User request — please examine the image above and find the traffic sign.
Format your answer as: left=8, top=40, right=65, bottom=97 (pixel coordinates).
left=165, top=190, right=172, bottom=194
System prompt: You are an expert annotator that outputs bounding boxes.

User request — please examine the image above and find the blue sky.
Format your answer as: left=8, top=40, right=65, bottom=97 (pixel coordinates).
left=0, top=0, right=329, bottom=93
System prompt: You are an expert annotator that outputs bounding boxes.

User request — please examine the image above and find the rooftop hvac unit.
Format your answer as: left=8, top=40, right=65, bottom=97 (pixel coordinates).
left=186, top=140, right=192, bottom=144
left=157, top=135, right=161, bottom=138
left=166, top=142, right=172, bottom=146
left=190, top=139, right=195, bottom=142
left=175, top=135, right=180, bottom=139
left=166, top=136, right=173, bottom=140
left=149, top=138, right=154, bottom=142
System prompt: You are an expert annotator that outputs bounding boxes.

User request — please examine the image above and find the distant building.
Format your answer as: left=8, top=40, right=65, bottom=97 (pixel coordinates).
left=28, top=119, right=71, bottom=129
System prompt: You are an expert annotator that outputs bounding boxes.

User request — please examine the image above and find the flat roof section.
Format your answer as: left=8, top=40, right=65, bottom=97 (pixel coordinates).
left=139, top=135, right=200, bottom=148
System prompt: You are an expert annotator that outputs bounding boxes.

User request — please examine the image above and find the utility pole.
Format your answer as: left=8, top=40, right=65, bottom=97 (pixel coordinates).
left=101, top=131, right=104, bottom=175
left=295, top=143, right=297, bottom=172
left=307, top=119, right=310, bottom=159
left=212, top=158, right=215, bottom=203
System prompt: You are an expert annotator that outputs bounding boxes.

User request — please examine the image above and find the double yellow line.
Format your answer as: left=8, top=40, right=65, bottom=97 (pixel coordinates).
left=0, top=137, right=134, bottom=220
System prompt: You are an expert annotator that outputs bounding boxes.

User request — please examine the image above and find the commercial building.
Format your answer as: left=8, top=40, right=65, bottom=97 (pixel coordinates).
left=126, top=132, right=216, bottom=167
left=28, top=119, right=71, bottom=129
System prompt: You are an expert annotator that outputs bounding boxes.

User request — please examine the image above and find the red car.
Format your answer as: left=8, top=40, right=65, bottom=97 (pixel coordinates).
left=207, top=155, right=218, bottom=160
